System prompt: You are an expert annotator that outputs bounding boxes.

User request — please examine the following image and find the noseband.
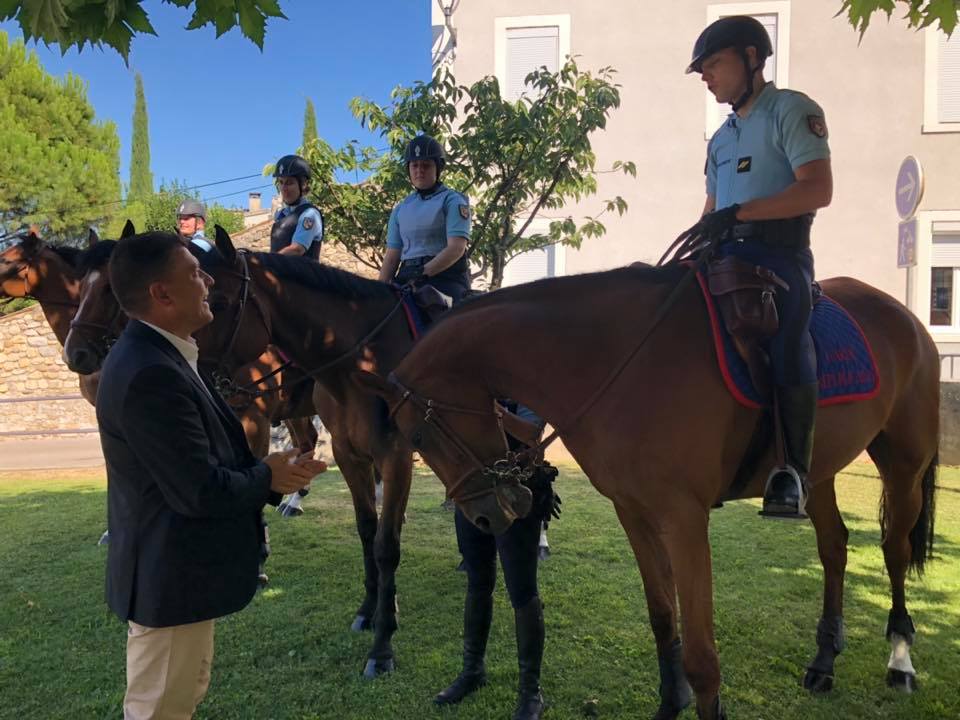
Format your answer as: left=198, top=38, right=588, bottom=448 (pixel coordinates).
left=388, top=376, right=539, bottom=506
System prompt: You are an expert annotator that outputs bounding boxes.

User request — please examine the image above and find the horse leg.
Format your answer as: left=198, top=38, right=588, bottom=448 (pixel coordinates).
left=335, top=446, right=379, bottom=633
left=277, top=418, right=319, bottom=517
left=613, top=505, right=690, bottom=720
left=363, top=451, right=413, bottom=679
left=538, top=522, right=550, bottom=561
left=867, top=432, right=937, bottom=693
left=662, top=506, right=724, bottom=720
left=802, top=476, right=848, bottom=693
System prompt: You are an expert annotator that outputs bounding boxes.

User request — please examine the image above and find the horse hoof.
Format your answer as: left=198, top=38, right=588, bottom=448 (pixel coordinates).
left=279, top=505, right=304, bottom=518
left=97, top=530, right=110, bottom=546
left=802, top=669, right=834, bottom=693
left=538, top=546, right=551, bottom=561
left=362, top=657, right=395, bottom=679
left=276, top=502, right=287, bottom=514
left=351, top=615, right=372, bottom=632
left=886, top=669, right=917, bottom=693
left=652, top=702, right=683, bottom=720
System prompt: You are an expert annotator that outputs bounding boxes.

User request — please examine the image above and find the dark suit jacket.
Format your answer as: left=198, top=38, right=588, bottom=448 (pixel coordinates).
left=97, top=320, right=276, bottom=627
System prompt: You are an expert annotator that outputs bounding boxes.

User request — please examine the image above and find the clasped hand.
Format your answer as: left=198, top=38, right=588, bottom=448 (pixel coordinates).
left=265, top=449, right=327, bottom=495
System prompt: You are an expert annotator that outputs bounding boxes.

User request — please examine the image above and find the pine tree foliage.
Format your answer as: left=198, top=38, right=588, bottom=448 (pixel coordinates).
left=0, top=32, right=120, bottom=241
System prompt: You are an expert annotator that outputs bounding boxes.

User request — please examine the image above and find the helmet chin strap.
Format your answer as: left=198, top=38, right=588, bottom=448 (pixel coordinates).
left=731, top=48, right=761, bottom=112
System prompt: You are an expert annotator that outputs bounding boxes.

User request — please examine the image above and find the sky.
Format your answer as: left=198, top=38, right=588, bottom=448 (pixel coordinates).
left=0, top=1, right=432, bottom=211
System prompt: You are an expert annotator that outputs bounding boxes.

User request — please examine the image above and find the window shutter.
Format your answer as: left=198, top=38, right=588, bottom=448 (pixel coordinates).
left=755, top=14, right=778, bottom=84
left=506, top=26, right=560, bottom=101
left=932, top=234, right=960, bottom=265
left=939, top=33, right=960, bottom=123
left=502, top=246, right=556, bottom=287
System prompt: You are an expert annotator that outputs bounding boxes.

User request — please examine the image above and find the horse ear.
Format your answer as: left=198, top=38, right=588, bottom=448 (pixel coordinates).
left=19, top=232, right=42, bottom=257
left=87, top=228, right=99, bottom=247
left=352, top=371, right=403, bottom=405
left=214, top=225, right=237, bottom=263
left=120, top=220, right=136, bottom=239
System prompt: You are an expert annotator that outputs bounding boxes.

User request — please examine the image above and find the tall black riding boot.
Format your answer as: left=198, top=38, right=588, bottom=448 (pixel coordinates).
left=513, top=596, right=545, bottom=720
left=761, top=383, right=818, bottom=519
left=434, top=591, right=493, bottom=705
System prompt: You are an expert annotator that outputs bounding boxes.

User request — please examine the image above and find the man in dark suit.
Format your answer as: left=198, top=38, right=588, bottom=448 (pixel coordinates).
left=96, top=231, right=325, bottom=719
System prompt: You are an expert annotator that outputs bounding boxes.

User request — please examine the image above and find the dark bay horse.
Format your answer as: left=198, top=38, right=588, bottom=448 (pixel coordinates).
left=0, top=232, right=98, bottom=403
left=62, top=230, right=408, bottom=674
left=357, top=263, right=939, bottom=719
left=61, top=236, right=319, bottom=463
left=190, top=229, right=423, bottom=677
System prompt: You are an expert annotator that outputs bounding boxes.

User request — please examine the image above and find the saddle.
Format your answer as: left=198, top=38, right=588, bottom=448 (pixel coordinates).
left=706, top=255, right=790, bottom=401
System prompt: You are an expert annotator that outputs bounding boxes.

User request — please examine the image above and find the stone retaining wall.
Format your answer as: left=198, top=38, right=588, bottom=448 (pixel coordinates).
left=0, top=304, right=96, bottom=436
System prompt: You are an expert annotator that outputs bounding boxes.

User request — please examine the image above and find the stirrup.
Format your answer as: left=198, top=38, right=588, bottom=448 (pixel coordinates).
left=759, top=464, right=808, bottom=520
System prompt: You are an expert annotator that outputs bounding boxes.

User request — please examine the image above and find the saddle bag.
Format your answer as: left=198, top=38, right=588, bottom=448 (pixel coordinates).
left=707, top=256, right=789, bottom=341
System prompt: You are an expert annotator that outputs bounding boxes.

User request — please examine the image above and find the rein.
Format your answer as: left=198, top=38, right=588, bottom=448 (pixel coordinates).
left=388, top=223, right=718, bottom=504
left=208, top=251, right=409, bottom=403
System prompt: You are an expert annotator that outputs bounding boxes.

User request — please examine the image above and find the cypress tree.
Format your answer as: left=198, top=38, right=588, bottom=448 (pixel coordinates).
left=128, top=73, right=153, bottom=202
left=302, top=98, right=318, bottom=148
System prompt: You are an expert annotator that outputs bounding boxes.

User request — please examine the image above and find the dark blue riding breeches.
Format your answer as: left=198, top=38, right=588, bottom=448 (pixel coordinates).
left=717, top=240, right=817, bottom=386
left=455, top=507, right=540, bottom=609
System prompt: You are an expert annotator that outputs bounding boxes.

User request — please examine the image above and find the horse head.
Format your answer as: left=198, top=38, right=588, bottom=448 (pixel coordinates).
left=62, top=237, right=128, bottom=374
left=192, top=225, right=274, bottom=375
left=0, top=232, right=46, bottom=297
left=355, top=370, right=533, bottom=536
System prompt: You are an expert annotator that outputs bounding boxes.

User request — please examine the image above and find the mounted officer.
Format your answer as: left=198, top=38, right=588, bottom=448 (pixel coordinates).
left=271, top=154, right=324, bottom=259
left=378, top=135, right=471, bottom=303
left=690, top=15, right=833, bottom=518
left=176, top=198, right=211, bottom=252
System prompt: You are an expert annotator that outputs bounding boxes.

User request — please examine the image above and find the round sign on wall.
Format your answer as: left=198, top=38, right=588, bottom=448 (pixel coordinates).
left=895, top=156, right=924, bottom=221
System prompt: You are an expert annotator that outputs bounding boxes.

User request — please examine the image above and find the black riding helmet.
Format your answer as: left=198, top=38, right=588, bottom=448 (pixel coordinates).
left=273, top=154, right=311, bottom=180
left=403, top=135, right=446, bottom=174
left=686, top=15, right=773, bottom=111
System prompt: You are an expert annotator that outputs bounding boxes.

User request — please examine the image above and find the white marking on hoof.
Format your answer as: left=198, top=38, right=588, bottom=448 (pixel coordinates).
left=887, top=633, right=917, bottom=675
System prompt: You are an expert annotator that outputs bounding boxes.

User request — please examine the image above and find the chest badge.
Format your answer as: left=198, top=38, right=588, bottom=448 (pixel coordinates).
left=458, top=204, right=470, bottom=220
left=807, top=115, right=828, bottom=138
left=736, top=156, right=752, bottom=173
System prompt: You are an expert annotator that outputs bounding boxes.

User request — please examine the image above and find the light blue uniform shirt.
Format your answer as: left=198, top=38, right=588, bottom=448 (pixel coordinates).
left=706, top=83, right=830, bottom=210
left=189, top=229, right=212, bottom=253
left=274, top=198, right=323, bottom=250
left=386, top=184, right=471, bottom=261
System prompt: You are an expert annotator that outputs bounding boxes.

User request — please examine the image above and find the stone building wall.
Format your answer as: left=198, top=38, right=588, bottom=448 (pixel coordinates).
left=233, top=220, right=379, bottom=278
left=0, top=304, right=97, bottom=436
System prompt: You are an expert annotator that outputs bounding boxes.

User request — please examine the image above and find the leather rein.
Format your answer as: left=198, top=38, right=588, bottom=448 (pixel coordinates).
left=384, top=224, right=718, bottom=507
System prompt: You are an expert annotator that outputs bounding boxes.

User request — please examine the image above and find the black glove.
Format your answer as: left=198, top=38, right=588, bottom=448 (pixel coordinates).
left=406, top=272, right=430, bottom=289
left=698, top=203, right=741, bottom=241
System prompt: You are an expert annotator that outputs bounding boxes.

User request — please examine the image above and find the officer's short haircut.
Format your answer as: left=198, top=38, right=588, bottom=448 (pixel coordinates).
left=109, top=232, right=184, bottom=316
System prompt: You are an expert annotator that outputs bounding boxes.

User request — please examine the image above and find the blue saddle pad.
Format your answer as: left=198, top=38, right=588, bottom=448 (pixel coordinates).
left=696, top=275, right=880, bottom=409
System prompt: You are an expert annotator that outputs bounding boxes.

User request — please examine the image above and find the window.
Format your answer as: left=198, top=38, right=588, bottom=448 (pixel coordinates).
left=494, top=16, right=571, bottom=282
left=495, top=14, right=570, bottom=101
left=929, top=234, right=960, bottom=327
left=924, top=28, right=960, bottom=132
left=704, top=2, right=792, bottom=137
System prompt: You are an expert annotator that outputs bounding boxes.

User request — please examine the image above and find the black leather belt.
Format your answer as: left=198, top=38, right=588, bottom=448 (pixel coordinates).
left=399, top=256, right=432, bottom=268
left=727, top=215, right=813, bottom=249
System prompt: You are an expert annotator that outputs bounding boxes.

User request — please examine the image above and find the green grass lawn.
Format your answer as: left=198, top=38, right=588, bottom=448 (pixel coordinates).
left=1, top=463, right=958, bottom=720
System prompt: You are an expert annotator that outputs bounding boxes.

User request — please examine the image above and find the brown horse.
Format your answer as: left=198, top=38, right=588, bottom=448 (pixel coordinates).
left=357, top=263, right=939, bottom=719
left=184, top=228, right=428, bottom=677
left=62, top=236, right=319, bottom=466
left=0, top=232, right=98, bottom=403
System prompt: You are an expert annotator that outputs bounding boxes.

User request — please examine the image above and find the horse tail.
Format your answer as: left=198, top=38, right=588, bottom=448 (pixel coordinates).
left=881, top=451, right=938, bottom=576
left=908, top=451, right=938, bottom=576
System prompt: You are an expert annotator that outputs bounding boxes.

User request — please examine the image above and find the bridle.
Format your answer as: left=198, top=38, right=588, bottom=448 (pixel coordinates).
left=387, top=377, right=539, bottom=506
left=205, top=250, right=409, bottom=405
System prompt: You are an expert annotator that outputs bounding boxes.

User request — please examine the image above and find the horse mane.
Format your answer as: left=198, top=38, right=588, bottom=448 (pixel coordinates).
left=47, top=244, right=84, bottom=267
left=204, top=251, right=394, bottom=302
left=76, top=240, right=118, bottom=274
left=446, top=262, right=686, bottom=318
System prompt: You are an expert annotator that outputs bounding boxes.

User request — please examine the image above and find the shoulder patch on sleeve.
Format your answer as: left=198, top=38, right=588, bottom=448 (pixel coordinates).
left=807, top=115, right=827, bottom=139
left=458, top=204, right=470, bottom=220
left=302, top=216, right=315, bottom=230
